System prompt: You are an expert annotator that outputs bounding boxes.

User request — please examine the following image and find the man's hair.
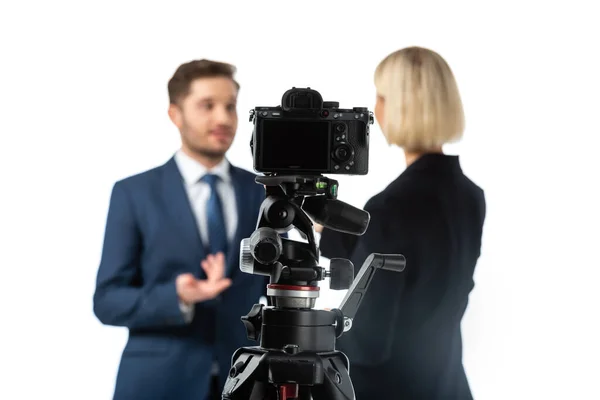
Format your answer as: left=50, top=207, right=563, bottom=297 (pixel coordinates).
left=374, top=46, right=465, bottom=152
left=168, top=59, right=240, bottom=105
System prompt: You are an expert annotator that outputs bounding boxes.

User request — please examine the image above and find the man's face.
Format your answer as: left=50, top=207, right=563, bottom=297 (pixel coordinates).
left=169, top=77, right=238, bottom=161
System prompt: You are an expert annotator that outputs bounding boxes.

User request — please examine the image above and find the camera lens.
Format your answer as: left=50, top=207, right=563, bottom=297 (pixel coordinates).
left=334, top=144, right=352, bottom=162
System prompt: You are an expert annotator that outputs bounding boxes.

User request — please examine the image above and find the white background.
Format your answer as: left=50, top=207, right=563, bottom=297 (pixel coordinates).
left=1, top=1, right=599, bottom=399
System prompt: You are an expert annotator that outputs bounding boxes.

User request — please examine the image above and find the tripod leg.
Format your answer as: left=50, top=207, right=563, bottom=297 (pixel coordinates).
left=310, top=355, right=355, bottom=400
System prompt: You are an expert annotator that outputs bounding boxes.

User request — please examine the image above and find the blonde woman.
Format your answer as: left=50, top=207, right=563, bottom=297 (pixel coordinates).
left=319, top=47, right=486, bottom=399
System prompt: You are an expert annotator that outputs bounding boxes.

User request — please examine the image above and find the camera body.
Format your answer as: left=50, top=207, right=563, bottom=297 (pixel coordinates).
left=249, top=87, right=373, bottom=175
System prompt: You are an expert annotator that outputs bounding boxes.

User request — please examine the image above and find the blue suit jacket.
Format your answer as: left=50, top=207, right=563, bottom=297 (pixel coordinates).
left=93, top=156, right=268, bottom=400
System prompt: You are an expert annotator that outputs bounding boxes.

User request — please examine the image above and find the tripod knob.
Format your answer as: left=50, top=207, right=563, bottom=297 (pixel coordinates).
left=241, top=303, right=263, bottom=342
left=331, top=308, right=347, bottom=338
left=249, top=227, right=282, bottom=264
left=283, top=344, right=299, bottom=354
left=328, top=258, right=354, bottom=290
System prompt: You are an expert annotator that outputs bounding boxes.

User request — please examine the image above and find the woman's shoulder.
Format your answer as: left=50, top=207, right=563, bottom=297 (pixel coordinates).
left=367, top=174, right=433, bottom=211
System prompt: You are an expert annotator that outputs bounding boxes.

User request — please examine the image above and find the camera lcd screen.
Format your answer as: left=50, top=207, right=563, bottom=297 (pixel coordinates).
left=259, top=119, right=330, bottom=171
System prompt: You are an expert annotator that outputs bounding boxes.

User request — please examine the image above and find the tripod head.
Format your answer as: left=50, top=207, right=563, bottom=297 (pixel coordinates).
left=223, top=174, right=406, bottom=400
left=239, top=174, right=368, bottom=311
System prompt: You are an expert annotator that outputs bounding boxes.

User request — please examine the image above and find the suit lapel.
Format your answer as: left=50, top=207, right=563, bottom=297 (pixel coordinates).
left=161, top=157, right=206, bottom=264
left=161, top=158, right=258, bottom=279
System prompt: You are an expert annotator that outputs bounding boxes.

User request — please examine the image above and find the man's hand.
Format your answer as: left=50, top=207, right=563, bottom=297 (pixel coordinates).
left=176, top=252, right=232, bottom=304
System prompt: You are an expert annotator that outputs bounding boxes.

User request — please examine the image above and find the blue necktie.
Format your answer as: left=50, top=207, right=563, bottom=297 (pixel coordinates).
left=201, top=173, right=228, bottom=256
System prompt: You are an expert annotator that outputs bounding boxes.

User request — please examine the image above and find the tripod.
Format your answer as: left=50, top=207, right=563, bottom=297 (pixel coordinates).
left=222, top=175, right=406, bottom=400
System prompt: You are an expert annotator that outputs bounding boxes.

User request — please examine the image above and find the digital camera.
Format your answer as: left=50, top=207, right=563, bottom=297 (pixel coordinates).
left=249, top=87, right=373, bottom=175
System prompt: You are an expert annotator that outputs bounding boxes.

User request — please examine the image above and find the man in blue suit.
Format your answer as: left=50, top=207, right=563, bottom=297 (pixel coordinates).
left=93, top=59, right=268, bottom=400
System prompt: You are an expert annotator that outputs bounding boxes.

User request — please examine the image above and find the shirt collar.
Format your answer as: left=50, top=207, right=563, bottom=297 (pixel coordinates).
left=404, top=153, right=462, bottom=175
left=174, top=149, right=231, bottom=187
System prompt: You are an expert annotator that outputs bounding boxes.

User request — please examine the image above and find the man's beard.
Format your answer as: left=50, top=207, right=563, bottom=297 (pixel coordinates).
left=181, top=119, right=228, bottom=160
left=184, top=139, right=226, bottom=160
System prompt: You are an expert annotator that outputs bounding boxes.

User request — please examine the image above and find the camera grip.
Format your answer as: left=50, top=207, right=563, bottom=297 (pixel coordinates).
left=303, top=196, right=370, bottom=236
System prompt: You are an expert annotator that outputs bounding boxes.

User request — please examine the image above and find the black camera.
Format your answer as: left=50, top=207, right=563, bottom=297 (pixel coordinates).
left=249, top=87, right=373, bottom=175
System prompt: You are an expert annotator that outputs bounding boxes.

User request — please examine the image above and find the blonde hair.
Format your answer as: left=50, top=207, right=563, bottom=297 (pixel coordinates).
left=374, top=46, right=465, bottom=151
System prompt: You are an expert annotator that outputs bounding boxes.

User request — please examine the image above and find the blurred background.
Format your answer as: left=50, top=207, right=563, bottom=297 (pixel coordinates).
left=0, top=0, right=598, bottom=398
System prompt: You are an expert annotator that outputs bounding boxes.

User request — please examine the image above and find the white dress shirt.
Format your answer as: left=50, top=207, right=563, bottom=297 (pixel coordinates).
left=174, top=149, right=238, bottom=246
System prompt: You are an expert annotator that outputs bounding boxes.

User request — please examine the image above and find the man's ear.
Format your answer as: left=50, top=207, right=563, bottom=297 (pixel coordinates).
left=168, top=103, right=182, bottom=128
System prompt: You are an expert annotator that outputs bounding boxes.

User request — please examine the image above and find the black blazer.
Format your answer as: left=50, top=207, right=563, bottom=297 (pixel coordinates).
left=320, top=153, right=486, bottom=400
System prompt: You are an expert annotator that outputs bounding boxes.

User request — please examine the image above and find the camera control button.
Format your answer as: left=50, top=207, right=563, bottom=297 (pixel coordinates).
left=334, top=165, right=340, bottom=170
left=345, top=165, right=351, bottom=170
